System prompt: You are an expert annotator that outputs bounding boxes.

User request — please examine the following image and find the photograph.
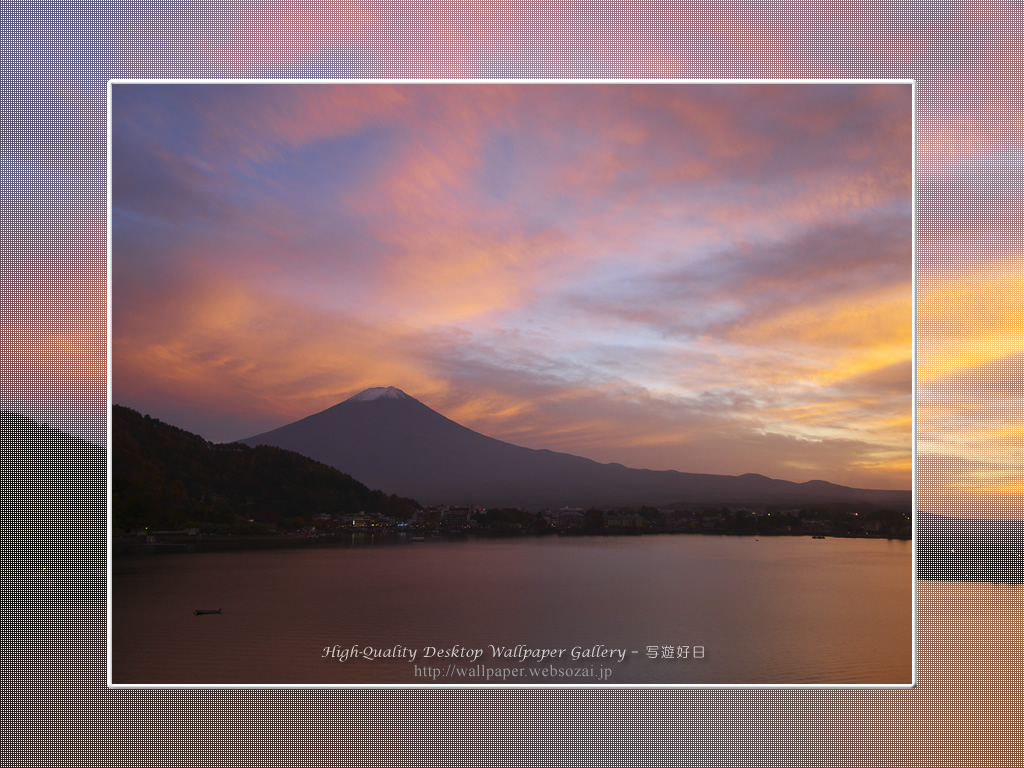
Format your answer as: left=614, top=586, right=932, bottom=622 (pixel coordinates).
left=109, top=81, right=913, bottom=686
left=5, top=4, right=1018, bottom=765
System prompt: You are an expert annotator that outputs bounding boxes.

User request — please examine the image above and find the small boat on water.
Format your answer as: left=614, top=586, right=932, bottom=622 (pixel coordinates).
left=410, top=536, right=425, bottom=542
left=194, top=608, right=222, bottom=615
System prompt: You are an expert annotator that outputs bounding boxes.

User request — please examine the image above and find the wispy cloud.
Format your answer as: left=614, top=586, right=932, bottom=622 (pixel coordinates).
left=110, top=82, right=912, bottom=490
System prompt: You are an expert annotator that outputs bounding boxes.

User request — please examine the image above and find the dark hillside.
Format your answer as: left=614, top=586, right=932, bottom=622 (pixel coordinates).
left=0, top=411, right=105, bottom=572
left=112, top=405, right=419, bottom=534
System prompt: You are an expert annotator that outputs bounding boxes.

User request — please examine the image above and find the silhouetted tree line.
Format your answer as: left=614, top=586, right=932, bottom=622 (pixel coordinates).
left=475, top=507, right=548, bottom=534
left=112, top=405, right=420, bottom=534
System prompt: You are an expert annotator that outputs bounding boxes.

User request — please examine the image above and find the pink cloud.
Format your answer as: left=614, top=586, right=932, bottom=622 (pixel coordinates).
left=112, top=82, right=912, bottom=490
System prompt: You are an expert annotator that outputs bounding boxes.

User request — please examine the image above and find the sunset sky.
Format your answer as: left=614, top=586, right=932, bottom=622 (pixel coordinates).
left=7, top=8, right=1017, bottom=521
left=6, top=7, right=1023, bottom=765
left=111, top=82, right=912, bottom=490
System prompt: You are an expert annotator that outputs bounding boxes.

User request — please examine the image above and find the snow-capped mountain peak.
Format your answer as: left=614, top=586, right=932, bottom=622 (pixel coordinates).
left=241, top=385, right=911, bottom=509
left=348, top=386, right=411, bottom=402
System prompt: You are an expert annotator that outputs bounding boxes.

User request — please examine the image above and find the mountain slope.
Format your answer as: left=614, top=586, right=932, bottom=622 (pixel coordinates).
left=239, top=387, right=911, bottom=510
left=112, top=405, right=419, bottom=533
left=1, top=411, right=105, bottom=572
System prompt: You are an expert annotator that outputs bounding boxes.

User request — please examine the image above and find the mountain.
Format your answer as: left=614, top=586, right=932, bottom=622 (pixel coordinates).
left=238, top=387, right=911, bottom=510
left=112, top=405, right=419, bottom=533
left=1, top=411, right=105, bottom=573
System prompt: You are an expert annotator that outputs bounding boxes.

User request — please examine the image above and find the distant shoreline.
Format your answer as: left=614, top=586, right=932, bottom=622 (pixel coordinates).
left=112, top=527, right=912, bottom=557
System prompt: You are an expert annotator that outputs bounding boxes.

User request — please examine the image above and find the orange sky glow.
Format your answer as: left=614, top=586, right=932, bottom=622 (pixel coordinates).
left=110, top=82, right=913, bottom=492
left=0, top=5, right=1015, bottom=520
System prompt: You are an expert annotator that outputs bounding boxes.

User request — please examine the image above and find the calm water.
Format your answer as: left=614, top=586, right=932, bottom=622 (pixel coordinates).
left=111, top=535, right=912, bottom=685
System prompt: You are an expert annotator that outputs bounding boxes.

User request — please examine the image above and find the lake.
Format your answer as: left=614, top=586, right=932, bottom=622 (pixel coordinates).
left=111, top=534, right=912, bottom=685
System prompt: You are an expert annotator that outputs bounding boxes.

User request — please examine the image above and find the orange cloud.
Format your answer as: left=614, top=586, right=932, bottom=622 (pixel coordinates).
left=918, top=257, right=1024, bottom=382
left=730, top=285, right=911, bottom=353
left=113, top=261, right=449, bottom=438
left=111, top=82, right=913, bottom=492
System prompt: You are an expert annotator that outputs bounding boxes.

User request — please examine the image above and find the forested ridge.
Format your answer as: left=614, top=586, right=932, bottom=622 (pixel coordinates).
left=112, top=405, right=419, bottom=534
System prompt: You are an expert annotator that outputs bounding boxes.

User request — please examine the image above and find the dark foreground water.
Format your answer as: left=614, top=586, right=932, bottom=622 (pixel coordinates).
left=111, top=534, right=912, bottom=685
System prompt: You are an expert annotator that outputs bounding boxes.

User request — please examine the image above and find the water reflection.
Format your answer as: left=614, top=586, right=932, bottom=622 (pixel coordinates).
left=112, top=535, right=911, bottom=685
left=918, top=512, right=1024, bottom=583
left=37, top=571, right=1018, bottom=765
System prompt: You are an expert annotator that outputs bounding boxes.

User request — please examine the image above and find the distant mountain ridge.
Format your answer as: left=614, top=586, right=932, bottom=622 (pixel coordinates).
left=239, top=387, right=911, bottom=510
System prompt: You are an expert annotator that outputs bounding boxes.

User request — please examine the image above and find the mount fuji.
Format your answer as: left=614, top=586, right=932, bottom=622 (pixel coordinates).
left=238, top=387, right=911, bottom=510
